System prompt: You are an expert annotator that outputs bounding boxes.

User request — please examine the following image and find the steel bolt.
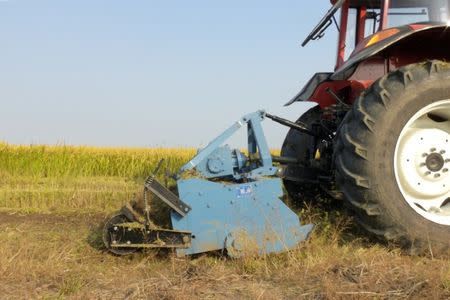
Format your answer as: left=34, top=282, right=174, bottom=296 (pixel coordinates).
left=113, top=226, right=118, bottom=231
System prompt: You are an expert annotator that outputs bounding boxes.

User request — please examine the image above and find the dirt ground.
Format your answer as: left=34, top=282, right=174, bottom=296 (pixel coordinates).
left=0, top=211, right=449, bottom=300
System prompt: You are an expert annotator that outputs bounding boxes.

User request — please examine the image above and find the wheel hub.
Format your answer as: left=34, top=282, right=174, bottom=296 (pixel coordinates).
left=397, top=129, right=449, bottom=196
left=425, top=152, right=445, bottom=172
left=394, top=100, right=450, bottom=225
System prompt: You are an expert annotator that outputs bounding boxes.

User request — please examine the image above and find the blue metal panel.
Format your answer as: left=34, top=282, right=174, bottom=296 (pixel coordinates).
left=171, top=178, right=313, bottom=257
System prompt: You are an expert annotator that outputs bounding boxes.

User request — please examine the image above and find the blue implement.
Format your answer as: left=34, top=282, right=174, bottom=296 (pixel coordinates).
left=171, top=178, right=313, bottom=257
left=104, top=110, right=314, bottom=257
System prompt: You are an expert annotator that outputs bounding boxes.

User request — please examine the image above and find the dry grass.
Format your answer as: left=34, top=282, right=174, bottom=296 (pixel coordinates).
left=1, top=143, right=450, bottom=299
left=0, top=211, right=449, bottom=299
left=0, top=175, right=139, bottom=213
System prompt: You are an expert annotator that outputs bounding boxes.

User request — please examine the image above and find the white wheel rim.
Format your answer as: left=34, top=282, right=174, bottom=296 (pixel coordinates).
left=394, top=100, right=450, bottom=225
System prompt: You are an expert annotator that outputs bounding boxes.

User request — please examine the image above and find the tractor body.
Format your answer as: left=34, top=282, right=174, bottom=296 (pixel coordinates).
left=282, top=0, right=450, bottom=255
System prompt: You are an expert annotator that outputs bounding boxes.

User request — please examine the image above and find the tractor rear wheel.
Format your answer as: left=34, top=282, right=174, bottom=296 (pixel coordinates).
left=281, top=106, right=322, bottom=202
left=335, top=61, right=450, bottom=255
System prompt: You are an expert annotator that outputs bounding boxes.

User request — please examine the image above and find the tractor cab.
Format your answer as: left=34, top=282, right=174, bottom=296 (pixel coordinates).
left=286, top=0, right=450, bottom=107
left=303, top=0, right=450, bottom=69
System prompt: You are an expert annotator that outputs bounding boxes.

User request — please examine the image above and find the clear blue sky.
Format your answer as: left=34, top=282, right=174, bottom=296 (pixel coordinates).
left=0, top=1, right=338, bottom=148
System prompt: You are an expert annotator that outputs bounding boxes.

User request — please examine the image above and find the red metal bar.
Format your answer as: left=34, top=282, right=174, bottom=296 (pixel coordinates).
left=336, top=0, right=349, bottom=69
left=380, top=0, right=390, bottom=30
left=356, top=6, right=367, bottom=45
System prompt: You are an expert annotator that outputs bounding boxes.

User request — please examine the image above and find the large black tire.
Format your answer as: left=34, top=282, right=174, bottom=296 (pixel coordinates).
left=335, top=61, right=450, bottom=255
left=281, top=106, right=322, bottom=202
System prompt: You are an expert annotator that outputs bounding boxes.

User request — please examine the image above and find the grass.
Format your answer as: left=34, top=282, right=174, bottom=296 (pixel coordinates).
left=1, top=142, right=450, bottom=299
left=0, top=142, right=195, bottom=213
left=1, top=211, right=449, bottom=299
left=0, top=176, right=139, bottom=213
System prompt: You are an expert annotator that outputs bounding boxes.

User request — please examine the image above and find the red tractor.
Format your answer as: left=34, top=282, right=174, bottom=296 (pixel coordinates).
left=282, top=0, right=450, bottom=255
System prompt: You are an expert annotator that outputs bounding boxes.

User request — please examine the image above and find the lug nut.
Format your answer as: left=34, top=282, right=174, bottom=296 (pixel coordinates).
left=420, top=163, right=426, bottom=167
left=446, top=159, right=450, bottom=163
left=443, top=169, right=449, bottom=173
left=440, top=150, right=446, bottom=155
left=425, top=171, right=432, bottom=176
left=423, top=153, right=429, bottom=157
left=431, top=148, right=437, bottom=152
left=435, top=173, right=441, bottom=178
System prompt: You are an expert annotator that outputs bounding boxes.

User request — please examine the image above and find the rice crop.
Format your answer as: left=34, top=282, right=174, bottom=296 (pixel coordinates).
left=0, top=142, right=195, bottom=179
left=0, top=142, right=197, bottom=212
